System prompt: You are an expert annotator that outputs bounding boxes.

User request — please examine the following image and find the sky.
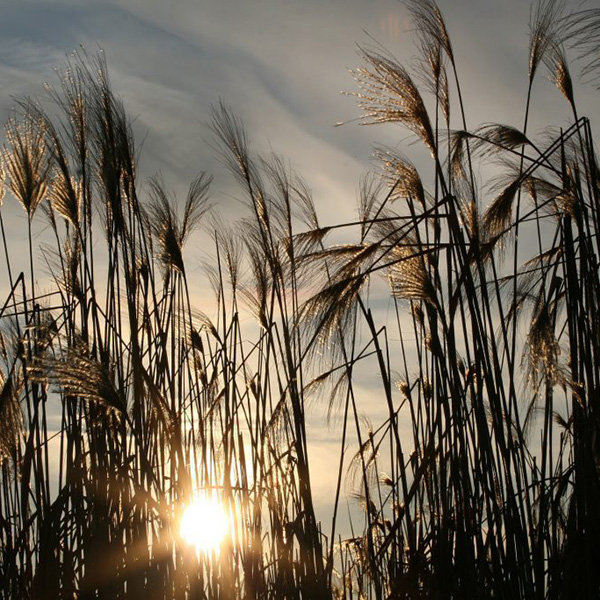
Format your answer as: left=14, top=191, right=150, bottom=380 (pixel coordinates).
left=0, top=0, right=597, bottom=517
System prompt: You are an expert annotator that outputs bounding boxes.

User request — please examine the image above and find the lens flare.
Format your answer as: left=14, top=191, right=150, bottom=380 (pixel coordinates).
left=180, top=494, right=229, bottom=554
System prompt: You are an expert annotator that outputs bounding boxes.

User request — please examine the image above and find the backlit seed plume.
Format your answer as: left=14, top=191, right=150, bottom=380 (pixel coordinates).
left=29, top=341, right=126, bottom=415
left=351, top=48, right=436, bottom=155
left=49, top=171, right=81, bottom=227
left=472, top=124, right=532, bottom=155
left=374, top=145, right=427, bottom=208
left=406, top=0, right=453, bottom=123
left=419, top=42, right=450, bottom=124
left=482, top=178, right=521, bottom=240
left=544, top=42, right=575, bottom=109
left=451, top=124, right=533, bottom=184
left=525, top=298, right=561, bottom=386
left=3, top=114, right=50, bottom=218
left=387, top=242, right=437, bottom=306
left=529, top=0, right=565, bottom=84
left=405, top=0, right=454, bottom=66
left=147, top=174, right=211, bottom=274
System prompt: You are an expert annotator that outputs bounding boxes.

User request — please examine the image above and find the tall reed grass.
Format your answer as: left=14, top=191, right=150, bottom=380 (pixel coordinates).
left=1, top=1, right=599, bottom=598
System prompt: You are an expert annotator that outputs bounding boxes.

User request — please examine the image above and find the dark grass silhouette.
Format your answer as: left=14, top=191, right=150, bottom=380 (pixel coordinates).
left=1, top=1, right=600, bottom=598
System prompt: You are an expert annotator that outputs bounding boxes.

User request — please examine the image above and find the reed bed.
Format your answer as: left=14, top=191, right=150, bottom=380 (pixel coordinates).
left=1, top=1, right=599, bottom=598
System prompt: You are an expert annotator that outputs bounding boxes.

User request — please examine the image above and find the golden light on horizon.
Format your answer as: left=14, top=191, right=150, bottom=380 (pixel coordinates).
left=180, top=494, right=229, bottom=554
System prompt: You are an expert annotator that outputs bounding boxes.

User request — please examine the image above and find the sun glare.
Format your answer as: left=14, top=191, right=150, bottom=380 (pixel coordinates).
left=180, top=494, right=229, bottom=554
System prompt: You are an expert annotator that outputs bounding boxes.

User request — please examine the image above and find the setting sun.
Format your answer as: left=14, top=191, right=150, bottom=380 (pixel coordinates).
left=180, top=494, right=229, bottom=554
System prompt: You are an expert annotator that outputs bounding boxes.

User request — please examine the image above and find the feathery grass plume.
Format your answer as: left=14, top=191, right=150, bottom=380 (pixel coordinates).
left=210, top=218, right=243, bottom=294
left=264, top=393, right=294, bottom=450
left=288, top=166, right=320, bottom=232
left=471, top=124, right=533, bottom=156
left=449, top=129, right=473, bottom=181
left=543, top=42, right=575, bottom=109
left=209, top=106, right=295, bottom=300
left=85, top=53, right=138, bottom=237
left=301, top=271, right=366, bottom=347
left=534, top=124, right=581, bottom=172
left=238, top=238, right=270, bottom=329
left=523, top=174, right=563, bottom=219
left=147, top=174, right=211, bottom=274
left=62, top=234, right=84, bottom=303
left=501, top=247, right=563, bottom=329
left=260, top=153, right=315, bottom=268
left=542, top=160, right=581, bottom=216
left=553, top=411, right=572, bottom=433
left=19, top=96, right=86, bottom=229
left=300, top=242, right=381, bottom=278
left=358, top=172, right=385, bottom=234
left=304, top=366, right=351, bottom=425
left=41, top=231, right=84, bottom=305
left=482, top=176, right=521, bottom=240
left=147, top=177, right=183, bottom=273
left=42, top=51, right=91, bottom=165
left=417, top=42, right=450, bottom=125
left=298, top=240, right=381, bottom=352
left=183, top=174, right=212, bottom=241
left=187, top=308, right=221, bottom=357
left=3, top=113, right=50, bottom=219
left=405, top=0, right=454, bottom=66
left=209, top=102, right=263, bottom=205
left=450, top=124, right=533, bottom=181
left=448, top=169, right=484, bottom=249
left=459, top=198, right=481, bottom=243
left=291, top=225, right=333, bottom=258
left=524, top=294, right=561, bottom=387
left=350, top=47, right=436, bottom=154
left=405, top=0, right=453, bottom=124
left=29, top=309, right=58, bottom=358
left=529, top=0, right=565, bottom=84
left=386, top=241, right=437, bottom=306
left=30, top=339, right=127, bottom=415
left=373, top=145, right=428, bottom=208
left=345, top=421, right=379, bottom=495
left=48, top=168, right=81, bottom=227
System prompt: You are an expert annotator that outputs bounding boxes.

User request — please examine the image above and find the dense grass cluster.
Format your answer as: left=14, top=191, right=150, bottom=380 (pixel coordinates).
left=1, top=1, right=600, bottom=598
